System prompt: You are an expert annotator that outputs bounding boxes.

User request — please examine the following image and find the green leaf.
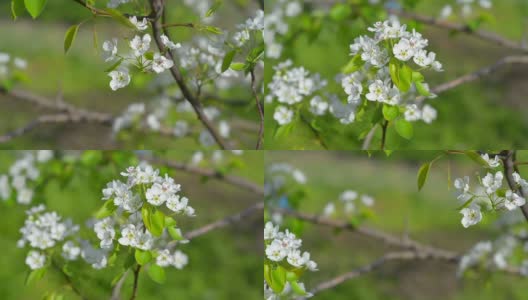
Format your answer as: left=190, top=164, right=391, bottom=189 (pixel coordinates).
left=415, top=81, right=432, bottom=97
left=342, top=54, right=364, bottom=74
left=141, top=205, right=152, bottom=233
left=417, top=162, right=431, bottom=191
left=134, top=249, right=152, bottom=266
left=221, top=50, right=236, bottom=73
left=389, top=60, right=400, bottom=87
left=150, top=209, right=165, bottom=237
left=203, top=25, right=223, bottom=35
left=147, top=264, right=166, bottom=284
left=269, top=266, right=286, bottom=294
left=167, top=227, right=185, bottom=241
left=26, top=267, right=47, bottom=285
left=103, top=8, right=134, bottom=28
left=394, top=119, right=413, bottom=140
left=382, top=104, right=399, bottom=121
left=465, top=151, right=489, bottom=167
left=399, top=64, right=413, bottom=92
left=411, top=71, right=424, bottom=83
left=274, top=122, right=294, bottom=139
left=104, top=58, right=124, bottom=73
left=230, top=62, right=246, bottom=71
left=456, top=196, right=475, bottom=211
left=95, top=199, right=117, bottom=219
left=329, top=3, right=351, bottom=21
left=24, top=0, right=47, bottom=19
left=164, top=216, right=176, bottom=227
left=205, top=0, right=222, bottom=17
left=11, top=0, right=26, bottom=20
left=290, top=280, right=309, bottom=296
left=64, top=24, right=80, bottom=54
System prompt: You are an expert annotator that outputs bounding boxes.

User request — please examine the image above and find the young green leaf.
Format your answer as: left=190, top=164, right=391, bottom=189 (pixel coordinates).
left=141, top=205, right=152, bottom=233
left=95, top=199, right=117, bottom=219
left=64, top=24, right=80, bottom=54
left=167, top=227, right=185, bottom=241
left=25, top=267, right=47, bottom=285
left=221, top=50, right=236, bottom=73
left=104, top=58, right=124, bottom=73
left=147, top=264, right=166, bottom=284
left=134, top=249, right=152, bottom=266
left=24, top=0, right=47, bottom=19
left=290, top=280, right=309, bottom=296
left=395, top=119, right=413, bottom=140
left=417, top=162, right=431, bottom=191
left=270, top=266, right=286, bottom=294
left=342, top=54, right=364, bottom=74
left=464, top=151, right=489, bottom=167
left=398, top=64, right=413, bottom=92
left=11, top=0, right=26, bottom=20
left=205, top=0, right=222, bottom=17
left=103, top=8, right=134, bottom=28
left=149, top=209, right=165, bottom=237
left=389, top=60, right=400, bottom=87
left=382, top=104, right=399, bottom=121
left=415, top=81, right=432, bottom=97
left=230, top=62, right=246, bottom=71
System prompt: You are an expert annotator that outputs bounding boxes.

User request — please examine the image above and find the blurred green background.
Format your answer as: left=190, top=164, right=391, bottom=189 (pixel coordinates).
left=266, top=150, right=528, bottom=299
left=0, top=0, right=260, bottom=149
left=0, top=150, right=263, bottom=299
left=264, top=0, right=528, bottom=149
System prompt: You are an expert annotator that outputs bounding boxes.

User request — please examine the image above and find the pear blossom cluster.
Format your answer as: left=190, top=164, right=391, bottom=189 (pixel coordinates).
left=92, top=164, right=192, bottom=269
left=102, top=29, right=178, bottom=90
left=0, top=150, right=54, bottom=205
left=265, top=163, right=307, bottom=198
left=232, top=10, right=264, bottom=48
left=339, top=19, right=442, bottom=124
left=264, top=222, right=316, bottom=298
left=323, top=190, right=375, bottom=218
left=111, top=96, right=234, bottom=147
left=453, top=154, right=527, bottom=228
left=188, top=150, right=244, bottom=167
left=458, top=231, right=528, bottom=277
left=0, top=51, right=27, bottom=79
left=18, top=205, right=80, bottom=270
left=266, top=60, right=327, bottom=126
left=264, top=0, right=303, bottom=59
left=440, top=0, right=492, bottom=20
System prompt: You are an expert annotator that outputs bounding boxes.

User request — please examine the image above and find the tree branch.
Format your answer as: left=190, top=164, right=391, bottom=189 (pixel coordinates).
left=148, top=0, right=229, bottom=149
left=270, top=207, right=457, bottom=260
left=501, top=150, right=528, bottom=222
left=388, top=8, right=528, bottom=53
left=137, top=154, right=264, bottom=196
left=184, top=201, right=264, bottom=240
left=129, top=265, right=141, bottom=300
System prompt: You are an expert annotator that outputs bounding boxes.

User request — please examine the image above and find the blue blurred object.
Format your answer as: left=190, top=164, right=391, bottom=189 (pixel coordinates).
left=278, top=195, right=291, bottom=209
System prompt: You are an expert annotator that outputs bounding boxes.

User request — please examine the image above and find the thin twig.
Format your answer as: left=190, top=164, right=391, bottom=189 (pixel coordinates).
left=149, top=1, right=229, bottom=149
left=129, top=265, right=141, bottom=300
left=380, top=120, right=388, bottom=150
left=270, top=207, right=457, bottom=260
left=501, top=150, right=528, bottom=222
left=184, top=202, right=264, bottom=240
left=167, top=201, right=263, bottom=249
left=110, top=270, right=130, bottom=300
left=250, top=69, right=264, bottom=149
left=388, top=8, right=528, bottom=53
left=51, top=259, right=87, bottom=300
